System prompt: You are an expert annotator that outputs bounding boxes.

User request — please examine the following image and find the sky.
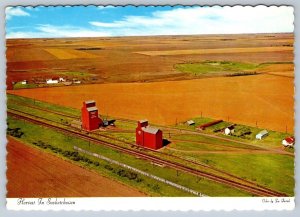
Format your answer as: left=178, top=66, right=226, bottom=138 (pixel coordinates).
left=6, top=5, right=294, bottom=38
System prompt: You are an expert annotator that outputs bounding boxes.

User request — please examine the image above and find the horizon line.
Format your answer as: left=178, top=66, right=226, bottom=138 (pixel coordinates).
left=6, top=31, right=294, bottom=40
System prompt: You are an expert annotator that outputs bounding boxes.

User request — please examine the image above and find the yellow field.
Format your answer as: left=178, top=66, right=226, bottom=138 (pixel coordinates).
left=44, top=48, right=98, bottom=59
left=135, top=46, right=293, bottom=56
left=8, top=73, right=294, bottom=133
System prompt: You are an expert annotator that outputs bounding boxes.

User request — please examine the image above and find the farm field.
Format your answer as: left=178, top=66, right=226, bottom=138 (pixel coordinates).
left=6, top=94, right=294, bottom=196
left=8, top=72, right=294, bottom=133
left=6, top=137, right=146, bottom=197
left=6, top=33, right=295, bottom=197
left=6, top=33, right=294, bottom=133
left=6, top=33, right=293, bottom=86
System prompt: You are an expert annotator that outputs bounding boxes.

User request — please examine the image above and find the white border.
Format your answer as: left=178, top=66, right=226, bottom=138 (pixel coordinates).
left=6, top=197, right=295, bottom=211
left=1, top=0, right=299, bottom=215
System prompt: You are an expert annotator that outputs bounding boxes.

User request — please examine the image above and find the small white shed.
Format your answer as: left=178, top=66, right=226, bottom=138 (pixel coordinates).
left=256, top=130, right=268, bottom=140
left=21, top=80, right=27, bottom=85
left=186, top=120, right=195, bottom=126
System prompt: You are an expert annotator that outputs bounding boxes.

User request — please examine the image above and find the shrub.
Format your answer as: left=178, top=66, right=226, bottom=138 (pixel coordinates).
left=117, top=169, right=127, bottom=177
left=72, top=156, right=81, bottom=161
left=7, top=127, right=25, bottom=138
left=104, top=164, right=114, bottom=171
left=136, top=177, right=143, bottom=183
left=152, top=184, right=160, bottom=191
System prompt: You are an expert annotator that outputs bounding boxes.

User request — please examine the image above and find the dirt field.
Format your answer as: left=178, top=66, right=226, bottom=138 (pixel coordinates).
left=6, top=137, right=146, bottom=197
left=6, top=33, right=294, bottom=86
left=44, top=48, right=98, bottom=59
left=135, top=46, right=293, bottom=56
left=8, top=72, right=294, bottom=133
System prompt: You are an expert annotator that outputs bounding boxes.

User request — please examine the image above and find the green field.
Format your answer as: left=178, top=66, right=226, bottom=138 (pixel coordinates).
left=174, top=61, right=291, bottom=77
left=7, top=94, right=80, bottom=117
left=13, top=82, right=38, bottom=90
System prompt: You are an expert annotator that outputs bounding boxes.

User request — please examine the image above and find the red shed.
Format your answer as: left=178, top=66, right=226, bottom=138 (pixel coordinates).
left=81, top=100, right=103, bottom=131
left=136, top=120, right=163, bottom=150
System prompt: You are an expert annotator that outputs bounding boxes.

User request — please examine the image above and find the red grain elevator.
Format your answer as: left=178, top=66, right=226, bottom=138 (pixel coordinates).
left=81, top=100, right=103, bottom=131
left=136, top=120, right=163, bottom=150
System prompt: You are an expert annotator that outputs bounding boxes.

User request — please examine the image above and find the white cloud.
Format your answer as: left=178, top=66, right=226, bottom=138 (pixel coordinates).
left=6, top=7, right=30, bottom=20
left=90, top=6, right=294, bottom=36
left=89, top=21, right=124, bottom=28
left=7, top=6, right=294, bottom=39
left=97, top=6, right=116, bottom=10
left=6, top=24, right=111, bottom=39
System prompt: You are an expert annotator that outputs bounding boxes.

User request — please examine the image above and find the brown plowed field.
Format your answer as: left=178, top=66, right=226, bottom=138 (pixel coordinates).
left=6, top=137, right=146, bottom=197
left=8, top=72, right=293, bottom=133
left=6, top=33, right=294, bottom=85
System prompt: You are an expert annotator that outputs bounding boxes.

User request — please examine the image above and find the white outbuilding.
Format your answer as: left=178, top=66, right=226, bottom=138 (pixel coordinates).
left=21, top=80, right=27, bottom=85
left=186, top=120, right=195, bottom=126
left=255, top=130, right=268, bottom=140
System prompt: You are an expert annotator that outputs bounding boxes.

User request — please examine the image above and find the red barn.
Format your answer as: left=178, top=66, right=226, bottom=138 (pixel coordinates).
left=81, top=100, right=103, bottom=131
left=136, top=120, right=163, bottom=150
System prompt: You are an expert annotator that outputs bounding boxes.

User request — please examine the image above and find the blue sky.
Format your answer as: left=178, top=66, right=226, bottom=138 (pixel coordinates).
left=6, top=5, right=294, bottom=38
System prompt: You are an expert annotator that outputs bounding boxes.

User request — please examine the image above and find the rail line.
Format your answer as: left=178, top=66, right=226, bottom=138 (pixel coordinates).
left=9, top=98, right=293, bottom=156
left=7, top=101, right=291, bottom=194
left=6, top=106, right=278, bottom=191
left=8, top=110, right=288, bottom=197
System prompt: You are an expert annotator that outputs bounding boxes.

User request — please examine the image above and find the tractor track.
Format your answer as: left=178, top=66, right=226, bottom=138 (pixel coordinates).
left=8, top=109, right=288, bottom=197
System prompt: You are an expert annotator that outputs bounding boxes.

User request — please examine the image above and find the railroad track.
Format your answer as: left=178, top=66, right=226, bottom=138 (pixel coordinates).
left=8, top=99, right=79, bottom=119
left=6, top=105, right=275, bottom=190
left=7, top=101, right=291, bottom=195
left=7, top=105, right=279, bottom=193
left=8, top=109, right=288, bottom=197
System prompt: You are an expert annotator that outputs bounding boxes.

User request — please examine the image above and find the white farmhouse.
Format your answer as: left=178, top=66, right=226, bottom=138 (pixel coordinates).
left=282, top=137, right=295, bottom=147
left=46, top=77, right=59, bottom=84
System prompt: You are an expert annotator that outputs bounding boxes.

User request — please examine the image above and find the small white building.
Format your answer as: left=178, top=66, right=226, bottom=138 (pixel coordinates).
left=282, top=137, right=295, bottom=147
left=256, top=130, right=268, bottom=140
left=59, top=77, right=65, bottom=82
left=21, top=80, right=27, bottom=85
left=224, top=126, right=235, bottom=135
left=73, top=79, right=81, bottom=84
left=46, top=78, right=59, bottom=84
left=186, top=120, right=195, bottom=126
